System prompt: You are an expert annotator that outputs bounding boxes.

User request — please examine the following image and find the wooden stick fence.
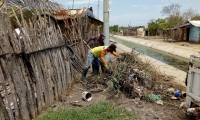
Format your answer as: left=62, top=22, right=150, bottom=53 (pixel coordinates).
left=0, top=1, right=100, bottom=119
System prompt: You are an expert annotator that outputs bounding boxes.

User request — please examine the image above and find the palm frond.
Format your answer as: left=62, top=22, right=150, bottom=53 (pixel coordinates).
left=0, top=0, right=64, bottom=29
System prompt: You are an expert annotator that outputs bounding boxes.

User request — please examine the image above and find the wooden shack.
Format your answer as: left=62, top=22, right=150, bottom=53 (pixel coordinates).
left=0, top=1, right=103, bottom=119
left=166, top=21, right=200, bottom=42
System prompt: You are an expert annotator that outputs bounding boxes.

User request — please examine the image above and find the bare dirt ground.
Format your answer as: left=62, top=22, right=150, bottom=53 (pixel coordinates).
left=48, top=73, right=189, bottom=120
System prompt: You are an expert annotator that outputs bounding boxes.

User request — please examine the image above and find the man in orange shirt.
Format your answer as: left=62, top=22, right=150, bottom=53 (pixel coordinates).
left=81, top=44, right=118, bottom=82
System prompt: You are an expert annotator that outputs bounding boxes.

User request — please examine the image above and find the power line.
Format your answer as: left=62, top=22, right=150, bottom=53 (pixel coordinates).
left=169, top=0, right=172, bottom=4
left=88, top=0, right=90, bottom=8
left=130, top=20, right=149, bottom=21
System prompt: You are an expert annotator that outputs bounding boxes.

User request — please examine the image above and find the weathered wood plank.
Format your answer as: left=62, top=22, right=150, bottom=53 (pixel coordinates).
left=58, top=49, right=66, bottom=92
left=31, top=53, right=45, bottom=111
left=48, top=50, right=58, bottom=101
left=53, top=50, right=62, bottom=97
left=30, top=54, right=42, bottom=114
left=0, top=58, right=15, bottom=120
left=5, top=58, right=21, bottom=120
left=39, top=52, right=51, bottom=107
left=18, top=58, right=36, bottom=119
left=11, top=58, right=30, bottom=119
left=0, top=94, right=9, bottom=120
left=0, top=13, right=12, bottom=55
left=44, top=51, right=54, bottom=105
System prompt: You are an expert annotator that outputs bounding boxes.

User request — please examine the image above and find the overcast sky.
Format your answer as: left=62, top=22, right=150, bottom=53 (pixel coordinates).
left=53, top=0, right=200, bottom=27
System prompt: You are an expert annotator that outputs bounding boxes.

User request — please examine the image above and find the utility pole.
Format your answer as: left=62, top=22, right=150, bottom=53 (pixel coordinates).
left=97, top=0, right=100, bottom=19
left=103, top=0, right=110, bottom=62
left=118, top=20, right=119, bottom=34
left=148, top=27, right=149, bottom=39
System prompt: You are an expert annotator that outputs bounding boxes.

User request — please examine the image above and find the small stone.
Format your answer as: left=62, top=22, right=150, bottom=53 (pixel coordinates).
left=125, top=107, right=132, bottom=112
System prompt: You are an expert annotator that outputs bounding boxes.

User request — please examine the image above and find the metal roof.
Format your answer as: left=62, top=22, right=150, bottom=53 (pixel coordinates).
left=54, top=7, right=102, bottom=23
left=179, top=23, right=191, bottom=28
left=55, top=7, right=87, bottom=20
left=166, top=21, right=200, bottom=30
left=189, top=20, right=200, bottom=27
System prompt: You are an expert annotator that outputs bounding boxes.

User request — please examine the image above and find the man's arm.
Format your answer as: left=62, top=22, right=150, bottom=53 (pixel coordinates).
left=100, top=50, right=107, bottom=67
left=86, top=36, right=95, bottom=44
left=110, top=51, right=118, bottom=57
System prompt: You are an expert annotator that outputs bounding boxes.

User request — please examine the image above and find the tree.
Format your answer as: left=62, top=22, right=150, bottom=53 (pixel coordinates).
left=161, top=3, right=183, bottom=26
left=148, top=19, right=158, bottom=36
left=109, top=25, right=119, bottom=33
left=161, top=3, right=199, bottom=27
left=191, top=15, right=200, bottom=20
left=182, top=8, right=198, bottom=21
left=161, top=3, right=181, bottom=16
left=148, top=18, right=171, bottom=36
left=166, top=13, right=184, bottom=27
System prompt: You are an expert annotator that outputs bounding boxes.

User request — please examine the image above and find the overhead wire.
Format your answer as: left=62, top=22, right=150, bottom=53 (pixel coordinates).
left=88, top=0, right=90, bottom=8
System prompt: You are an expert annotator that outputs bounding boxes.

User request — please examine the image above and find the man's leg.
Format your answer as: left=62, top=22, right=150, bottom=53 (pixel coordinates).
left=100, top=61, right=106, bottom=73
left=92, top=58, right=100, bottom=76
left=81, top=51, right=94, bottom=82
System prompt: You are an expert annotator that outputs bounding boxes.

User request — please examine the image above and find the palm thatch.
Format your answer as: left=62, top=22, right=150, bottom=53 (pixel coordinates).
left=1, top=0, right=64, bottom=28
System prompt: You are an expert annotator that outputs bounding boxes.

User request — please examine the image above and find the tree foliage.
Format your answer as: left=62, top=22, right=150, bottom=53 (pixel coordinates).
left=161, top=3, right=199, bottom=27
left=161, top=4, right=181, bottom=16
left=182, top=8, right=198, bottom=21
left=191, top=15, right=200, bottom=20
left=147, top=18, right=171, bottom=36
left=109, top=25, right=119, bottom=33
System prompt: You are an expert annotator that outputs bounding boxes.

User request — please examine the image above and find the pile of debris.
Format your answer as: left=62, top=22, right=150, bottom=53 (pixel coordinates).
left=87, top=52, right=185, bottom=102
left=106, top=52, right=172, bottom=99
left=82, top=52, right=200, bottom=119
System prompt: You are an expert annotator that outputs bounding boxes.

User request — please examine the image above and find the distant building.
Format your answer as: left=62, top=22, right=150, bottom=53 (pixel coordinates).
left=120, top=30, right=123, bottom=35
left=166, top=20, right=200, bottom=42
left=122, top=27, right=137, bottom=36
left=137, top=27, right=145, bottom=36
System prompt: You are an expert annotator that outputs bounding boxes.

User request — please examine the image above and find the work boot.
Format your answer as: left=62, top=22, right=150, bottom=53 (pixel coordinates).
left=92, top=65, right=99, bottom=76
left=81, top=67, right=88, bottom=82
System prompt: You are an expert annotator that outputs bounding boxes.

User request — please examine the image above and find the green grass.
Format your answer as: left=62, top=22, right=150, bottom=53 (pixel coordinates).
left=37, top=101, right=138, bottom=120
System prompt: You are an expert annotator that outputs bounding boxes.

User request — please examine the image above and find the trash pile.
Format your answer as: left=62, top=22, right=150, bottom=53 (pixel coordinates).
left=82, top=52, right=200, bottom=119
left=83, top=52, right=200, bottom=119
left=103, top=52, right=186, bottom=106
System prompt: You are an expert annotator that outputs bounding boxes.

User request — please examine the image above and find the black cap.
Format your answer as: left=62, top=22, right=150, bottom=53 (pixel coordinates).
left=109, top=44, right=116, bottom=52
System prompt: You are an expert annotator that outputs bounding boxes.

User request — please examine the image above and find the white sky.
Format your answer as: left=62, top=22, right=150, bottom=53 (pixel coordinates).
left=53, top=0, right=200, bottom=27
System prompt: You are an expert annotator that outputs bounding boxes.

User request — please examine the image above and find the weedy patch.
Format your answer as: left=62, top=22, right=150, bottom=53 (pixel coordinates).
left=37, top=101, right=138, bottom=120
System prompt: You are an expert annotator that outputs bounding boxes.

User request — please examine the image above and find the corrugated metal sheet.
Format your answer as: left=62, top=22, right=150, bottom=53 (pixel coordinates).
left=189, top=20, right=200, bottom=27
left=180, top=23, right=191, bottom=28
left=166, top=21, right=200, bottom=30
left=55, top=7, right=87, bottom=20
